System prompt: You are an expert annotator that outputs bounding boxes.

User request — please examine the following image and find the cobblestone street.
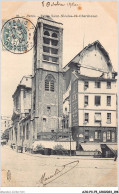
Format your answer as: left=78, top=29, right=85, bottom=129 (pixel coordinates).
left=1, top=145, right=118, bottom=187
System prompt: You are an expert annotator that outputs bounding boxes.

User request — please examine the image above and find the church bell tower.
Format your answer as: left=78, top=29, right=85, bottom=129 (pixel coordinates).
left=31, top=16, right=63, bottom=140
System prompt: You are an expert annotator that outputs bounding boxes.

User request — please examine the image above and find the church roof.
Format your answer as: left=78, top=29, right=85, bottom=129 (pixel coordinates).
left=63, top=40, right=114, bottom=72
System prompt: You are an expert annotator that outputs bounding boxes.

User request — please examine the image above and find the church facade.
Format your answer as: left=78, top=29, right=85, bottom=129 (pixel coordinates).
left=9, top=16, right=64, bottom=148
left=31, top=16, right=64, bottom=141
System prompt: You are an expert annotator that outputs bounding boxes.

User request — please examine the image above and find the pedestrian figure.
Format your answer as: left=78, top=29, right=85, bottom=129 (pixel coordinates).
left=7, top=170, right=11, bottom=182
left=114, top=150, right=117, bottom=161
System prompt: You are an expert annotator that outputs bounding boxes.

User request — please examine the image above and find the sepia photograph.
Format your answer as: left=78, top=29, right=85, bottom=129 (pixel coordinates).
left=1, top=0, right=118, bottom=192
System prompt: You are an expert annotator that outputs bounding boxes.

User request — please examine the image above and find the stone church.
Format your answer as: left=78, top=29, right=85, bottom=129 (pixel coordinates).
left=31, top=16, right=64, bottom=140
left=9, top=16, right=64, bottom=148
left=8, top=16, right=117, bottom=151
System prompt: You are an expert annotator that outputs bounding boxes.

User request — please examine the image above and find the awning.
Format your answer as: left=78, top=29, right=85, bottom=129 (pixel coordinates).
left=81, top=144, right=102, bottom=152
left=32, top=141, right=76, bottom=151
left=107, top=144, right=118, bottom=151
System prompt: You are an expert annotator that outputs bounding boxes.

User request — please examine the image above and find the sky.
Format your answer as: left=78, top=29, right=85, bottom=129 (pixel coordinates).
left=1, top=1, right=118, bottom=117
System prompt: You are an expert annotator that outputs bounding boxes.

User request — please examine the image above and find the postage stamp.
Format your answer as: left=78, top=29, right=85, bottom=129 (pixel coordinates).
left=1, top=17, right=35, bottom=54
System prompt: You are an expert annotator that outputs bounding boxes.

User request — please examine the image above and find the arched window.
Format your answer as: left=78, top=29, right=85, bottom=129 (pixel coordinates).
left=45, top=74, right=55, bottom=92
left=52, top=33, right=57, bottom=38
left=44, top=31, right=50, bottom=36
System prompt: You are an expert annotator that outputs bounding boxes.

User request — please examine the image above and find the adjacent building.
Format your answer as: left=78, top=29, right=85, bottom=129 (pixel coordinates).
left=1, top=116, right=12, bottom=135
left=63, top=41, right=117, bottom=144
left=9, top=75, right=32, bottom=147
left=1, top=116, right=12, bottom=141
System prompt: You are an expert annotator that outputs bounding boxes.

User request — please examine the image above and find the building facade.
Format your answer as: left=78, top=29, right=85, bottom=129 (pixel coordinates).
left=1, top=116, right=12, bottom=135
left=63, top=41, right=117, bottom=143
left=71, top=75, right=117, bottom=143
left=1, top=116, right=12, bottom=141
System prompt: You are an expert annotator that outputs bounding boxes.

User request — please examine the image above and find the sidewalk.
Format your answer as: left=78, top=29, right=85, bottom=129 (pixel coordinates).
left=4, top=145, right=116, bottom=161
left=1, top=145, right=117, bottom=187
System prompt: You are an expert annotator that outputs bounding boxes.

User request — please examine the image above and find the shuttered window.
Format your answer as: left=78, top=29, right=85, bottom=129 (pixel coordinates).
left=45, top=80, right=49, bottom=91
left=45, top=74, right=55, bottom=92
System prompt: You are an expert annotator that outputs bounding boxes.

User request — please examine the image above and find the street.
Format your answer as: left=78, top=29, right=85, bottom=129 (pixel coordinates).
left=1, top=145, right=118, bottom=187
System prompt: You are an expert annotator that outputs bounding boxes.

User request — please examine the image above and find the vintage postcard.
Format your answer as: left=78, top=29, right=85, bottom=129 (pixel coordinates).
left=1, top=0, right=118, bottom=193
